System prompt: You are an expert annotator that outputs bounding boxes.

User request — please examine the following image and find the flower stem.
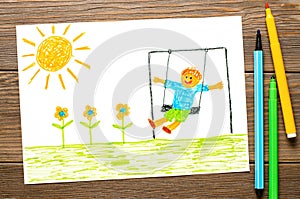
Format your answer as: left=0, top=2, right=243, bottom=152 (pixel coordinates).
left=122, top=117, right=125, bottom=144
left=89, top=120, right=92, bottom=145
left=62, top=119, right=65, bottom=148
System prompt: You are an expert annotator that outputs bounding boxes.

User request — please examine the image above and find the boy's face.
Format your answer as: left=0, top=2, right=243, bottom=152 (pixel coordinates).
left=181, top=72, right=201, bottom=88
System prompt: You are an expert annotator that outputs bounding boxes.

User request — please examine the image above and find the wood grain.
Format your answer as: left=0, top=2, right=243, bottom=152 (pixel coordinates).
left=0, top=164, right=300, bottom=198
left=0, top=0, right=299, bottom=198
left=0, top=1, right=300, bottom=72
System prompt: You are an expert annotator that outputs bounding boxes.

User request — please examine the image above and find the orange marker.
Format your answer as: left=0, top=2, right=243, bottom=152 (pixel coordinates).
left=265, top=2, right=296, bottom=138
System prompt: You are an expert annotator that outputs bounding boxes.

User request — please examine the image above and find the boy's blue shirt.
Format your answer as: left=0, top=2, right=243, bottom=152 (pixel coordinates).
left=165, top=80, right=209, bottom=110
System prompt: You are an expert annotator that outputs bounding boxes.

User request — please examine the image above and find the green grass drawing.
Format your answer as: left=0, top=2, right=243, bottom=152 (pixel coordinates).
left=24, top=134, right=249, bottom=184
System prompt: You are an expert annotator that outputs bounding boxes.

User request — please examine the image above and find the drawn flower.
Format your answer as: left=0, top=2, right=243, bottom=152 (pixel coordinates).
left=116, top=103, right=130, bottom=120
left=52, top=106, right=73, bottom=148
left=113, top=103, right=133, bottom=144
left=80, top=105, right=100, bottom=145
left=83, top=105, right=97, bottom=121
left=54, top=106, right=69, bottom=121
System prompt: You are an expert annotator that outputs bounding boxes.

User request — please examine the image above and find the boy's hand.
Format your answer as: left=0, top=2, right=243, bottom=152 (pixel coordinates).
left=153, top=77, right=165, bottom=84
left=208, top=81, right=223, bottom=90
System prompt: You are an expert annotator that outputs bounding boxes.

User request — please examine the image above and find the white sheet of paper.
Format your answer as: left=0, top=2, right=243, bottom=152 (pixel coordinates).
left=17, top=16, right=249, bottom=184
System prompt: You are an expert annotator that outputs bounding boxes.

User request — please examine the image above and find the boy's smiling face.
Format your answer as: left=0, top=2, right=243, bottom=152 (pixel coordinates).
left=181, top=72, right=201, bottom=88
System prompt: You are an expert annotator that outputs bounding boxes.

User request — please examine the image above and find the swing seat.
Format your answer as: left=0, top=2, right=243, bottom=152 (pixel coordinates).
left=161, top=104, right=200, bottom=114
left=161, top=104, right=172, bottom=112
left=190, top=107, right=200, bottom=114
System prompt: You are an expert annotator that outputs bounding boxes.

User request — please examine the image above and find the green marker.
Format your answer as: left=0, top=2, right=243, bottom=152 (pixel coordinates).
left=269, top=75, right=278, bottom=199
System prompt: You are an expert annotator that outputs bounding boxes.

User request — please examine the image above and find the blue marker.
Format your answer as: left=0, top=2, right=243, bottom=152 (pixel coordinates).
left=254, top=29, right=264, bottom=196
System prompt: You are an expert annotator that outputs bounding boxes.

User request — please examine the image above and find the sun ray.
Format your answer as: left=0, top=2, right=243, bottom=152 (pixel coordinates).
left=28, top=69, right=40, bottom=84
left=67, top=68, right=78, bottom=82
left=22, top=54, right=35, bottom=57
left=63, top=24, right=71, bottom=35
left=22, top=24, right=90, bottom=90
left=73, top=32, right=85, bottom=43
left=74, top=59, right=90, bottom=69
left=45, top=73, right=50, bottom=90
left=22, top=62, right=36, bottom=71
left=58, top=74, right=66, bottom=90
left=36, top=27, right=45, bottom=37
left=75, top=46, right=90, bottom=50
left=22, top=38, right=35, bottom=47
left=52, top=25, right=55, bottom=34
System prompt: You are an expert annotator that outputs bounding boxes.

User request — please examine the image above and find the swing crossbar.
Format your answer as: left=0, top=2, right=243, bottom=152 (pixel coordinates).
left=148, top=47, right=225, bottom=54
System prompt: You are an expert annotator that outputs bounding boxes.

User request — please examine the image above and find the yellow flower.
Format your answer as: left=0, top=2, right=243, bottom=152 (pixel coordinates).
left=54, top=106, right=69, bottom=121
left=116, top=103, right=130, bottom=120
left=83, top=105, right=97, bottom=121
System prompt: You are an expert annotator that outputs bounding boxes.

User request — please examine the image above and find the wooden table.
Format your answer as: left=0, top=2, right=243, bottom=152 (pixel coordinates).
left=0, top=0, right=299, bottom=198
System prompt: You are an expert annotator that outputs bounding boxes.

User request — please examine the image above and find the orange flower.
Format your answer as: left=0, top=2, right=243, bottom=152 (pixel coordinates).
left=83, top=105, right=97, bottom=121
left=54, top=106, right=69, bottom=121
left=116, top=103, right=130, bottom=120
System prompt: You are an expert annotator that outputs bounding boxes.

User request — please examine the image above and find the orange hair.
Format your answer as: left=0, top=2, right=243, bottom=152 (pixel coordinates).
left=181, top=67, right=202, bottom=80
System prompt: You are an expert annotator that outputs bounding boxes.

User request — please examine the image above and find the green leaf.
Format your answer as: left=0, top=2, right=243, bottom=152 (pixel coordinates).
left=63, top=120, right=73, bottom=128
left=124, top=122, right=133, bottom=129
left=52, top=123, right=62, bottom=129
left=112, top=124, right=122, bottom=129
left=80, top=121, right=90, bottom=128
left=91, top=120, right=100, bottom=129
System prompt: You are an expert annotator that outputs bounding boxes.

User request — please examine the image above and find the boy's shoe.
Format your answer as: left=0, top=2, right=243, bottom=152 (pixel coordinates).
left=148, top=118, right=156, bottom=129
left=162, top=126, right=171, bottom=134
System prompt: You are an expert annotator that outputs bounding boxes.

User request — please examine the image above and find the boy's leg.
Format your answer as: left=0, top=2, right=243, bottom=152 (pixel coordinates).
left=148, top=109, right=175, bottom=129
left=162, top=109, right=189, bottom=134
left=155, top=117, right=168, bottom=127
left=148, top=117, right=168, bottom=129
left=169, top=121, right=181, bottom=130
left=162, top=121, right=181, bottom=134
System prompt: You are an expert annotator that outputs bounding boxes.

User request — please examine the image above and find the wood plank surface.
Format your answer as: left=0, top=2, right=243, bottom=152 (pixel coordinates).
left=0, top=0, right=299, bottom=198
left=1, top=1, right=300, bottom=72
left=0, top=164, right=300, bottom=198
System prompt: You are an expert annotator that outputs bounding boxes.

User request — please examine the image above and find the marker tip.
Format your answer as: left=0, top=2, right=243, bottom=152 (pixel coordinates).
left=255, top=189, right=264, bottom=197
left=266, top=2, right=269, bottom=9
left=271, top=74, right=276, bottom=79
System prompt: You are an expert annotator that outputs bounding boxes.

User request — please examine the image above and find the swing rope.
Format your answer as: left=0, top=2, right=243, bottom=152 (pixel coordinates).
left=192, top=49, right=208, bottom=114
left=161, top=49, right=172, bottom=112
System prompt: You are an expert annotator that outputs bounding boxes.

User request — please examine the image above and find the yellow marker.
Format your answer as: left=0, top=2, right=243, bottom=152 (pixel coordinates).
left=265, top=2, right=296, bottom=138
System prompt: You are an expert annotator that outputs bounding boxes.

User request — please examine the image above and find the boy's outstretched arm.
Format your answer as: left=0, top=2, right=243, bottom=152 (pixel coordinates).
left=153, top=77, right=165, bottom=84
left=208, top=81, right=223, bottom=90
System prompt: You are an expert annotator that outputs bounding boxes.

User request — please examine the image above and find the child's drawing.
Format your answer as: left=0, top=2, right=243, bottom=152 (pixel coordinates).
left=112, top=103, right=133, bottom=143
left=17, top=17, right=249, bottom=184
left=20, top=24, right=90, bottom=90
left=148, top=67, right=223, bottom=134
left=52, top=106, right=74, bottom=148
left=80, top=105, right=100, bottom=145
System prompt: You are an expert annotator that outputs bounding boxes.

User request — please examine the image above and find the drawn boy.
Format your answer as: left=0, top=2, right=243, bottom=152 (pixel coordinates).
left=148, top=67, right=223, bottom=134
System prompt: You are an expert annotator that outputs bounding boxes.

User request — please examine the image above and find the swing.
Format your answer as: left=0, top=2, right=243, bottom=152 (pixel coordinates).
left=147, top=47, right=233, bottom=139
left=161, top=49, right=208, bottom=115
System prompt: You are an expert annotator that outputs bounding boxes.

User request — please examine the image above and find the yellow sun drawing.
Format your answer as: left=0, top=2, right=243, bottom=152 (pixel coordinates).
left=21, top=24, right=90, bottom=90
